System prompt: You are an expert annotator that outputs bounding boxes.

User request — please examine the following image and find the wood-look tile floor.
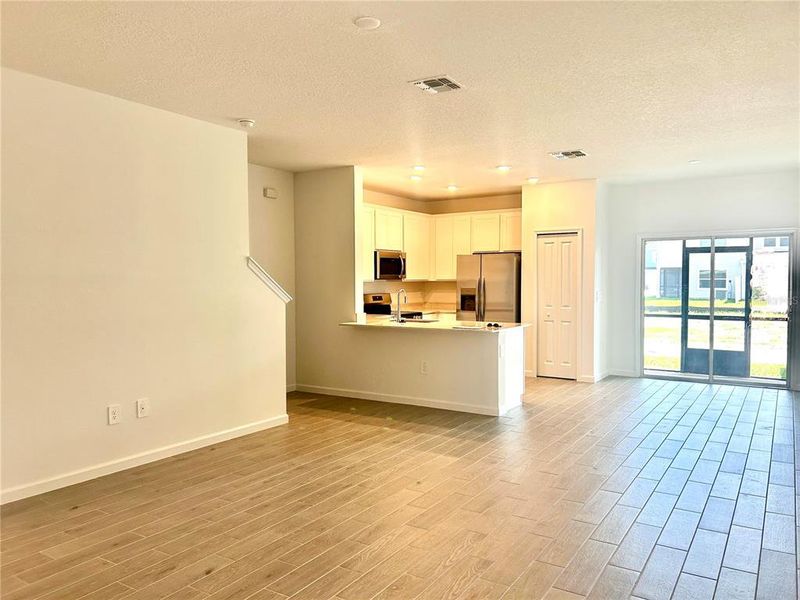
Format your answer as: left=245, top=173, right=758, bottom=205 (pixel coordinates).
left=2, top=377, right=797, bottom=600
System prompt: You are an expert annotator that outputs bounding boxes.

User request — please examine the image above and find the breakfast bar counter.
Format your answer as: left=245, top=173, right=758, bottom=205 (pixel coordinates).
left=336, top=315, right=528, bottom=416
left=340, top=314, right=528, bottom=333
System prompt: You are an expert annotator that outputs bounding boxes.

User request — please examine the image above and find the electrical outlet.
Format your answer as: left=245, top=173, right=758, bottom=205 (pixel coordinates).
left=136, top=398, right=151, bottom=418
left=107, top=404, right=121, bottom=425
left=420, top=360, right=429, bottom=375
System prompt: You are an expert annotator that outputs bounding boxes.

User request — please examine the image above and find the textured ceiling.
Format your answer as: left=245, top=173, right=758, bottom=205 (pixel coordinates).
left=2, top=1, right=798, bottom=199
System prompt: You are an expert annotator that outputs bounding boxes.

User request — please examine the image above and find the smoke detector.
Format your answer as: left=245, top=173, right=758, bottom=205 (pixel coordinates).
left=548, top=149, right=587, bottom=160
left=409, top=76, right=462, bottom=95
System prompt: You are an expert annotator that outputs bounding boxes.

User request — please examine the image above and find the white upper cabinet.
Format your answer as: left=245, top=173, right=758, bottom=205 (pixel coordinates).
left=374, top=209, right=404, bottom=251
left=363, top=204, right=520, bottom=282
left=500, top=212, right=522, bottom=251
left=403, top=213, right=431, bottom=280
left=433, top=215, right=472, bottom=280
left=470, top=213, right=501, bottom=252
left=453, top=215, right=471, bottom=257
left=362, top=205, right=375, bottom=282
left=433, top=216, right=455, bottom=280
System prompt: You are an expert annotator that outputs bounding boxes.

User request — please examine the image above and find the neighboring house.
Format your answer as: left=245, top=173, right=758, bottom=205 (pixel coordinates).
left=644, top=236, right=789, bottom=306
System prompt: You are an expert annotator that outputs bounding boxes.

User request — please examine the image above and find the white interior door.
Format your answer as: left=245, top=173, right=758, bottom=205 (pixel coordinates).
left=537, top=234, right=579, bottom=379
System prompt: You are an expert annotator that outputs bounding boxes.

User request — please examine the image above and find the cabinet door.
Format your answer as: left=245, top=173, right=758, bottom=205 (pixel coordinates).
left=403, top=213, right=431, bottom=280
left=362, top=206, right=375, bottom=282
left=500, top=212, right=522, bottom=251
left=470, top=214, right=501, bottom=252
left=453, top=215, right=471, bottom=257
left=374, top=209, right=404, bottom=250
left=433, top=216, right=454, bottom=280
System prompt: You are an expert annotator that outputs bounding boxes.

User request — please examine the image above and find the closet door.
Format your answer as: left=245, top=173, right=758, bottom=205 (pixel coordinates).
left=537, top=234, right=578, bottom=379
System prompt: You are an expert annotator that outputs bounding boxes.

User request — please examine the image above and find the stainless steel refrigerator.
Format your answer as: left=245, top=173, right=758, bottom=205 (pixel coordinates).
left=456, top=252, right=521, bottom=322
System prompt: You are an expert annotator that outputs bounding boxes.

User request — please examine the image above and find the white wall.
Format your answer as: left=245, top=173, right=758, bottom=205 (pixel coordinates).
left=604, top=169, right=800, bottom=376
left=1, top=69, right=287, bottom=502
left=294, top=167, right=364, bottom=386
left=248, top=164, right=296, bottom=389
left=364, top=188, right=521, bottom=215
left=521, top=180, right=600, bottom=382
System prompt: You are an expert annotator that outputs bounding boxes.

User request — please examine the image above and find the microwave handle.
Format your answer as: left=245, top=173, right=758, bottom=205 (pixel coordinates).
left=400, top=254, right=406, bottom=279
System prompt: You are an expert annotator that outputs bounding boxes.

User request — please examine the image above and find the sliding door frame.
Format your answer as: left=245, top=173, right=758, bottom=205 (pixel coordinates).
left=635, top=227, right=798, bottom=390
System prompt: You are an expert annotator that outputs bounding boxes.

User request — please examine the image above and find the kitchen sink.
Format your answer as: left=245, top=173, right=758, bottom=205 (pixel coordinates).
left=393, top=317, right=439, bottom=324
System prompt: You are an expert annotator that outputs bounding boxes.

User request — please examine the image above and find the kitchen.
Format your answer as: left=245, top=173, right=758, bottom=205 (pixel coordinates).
left=339, top=185, right=528, bottom=416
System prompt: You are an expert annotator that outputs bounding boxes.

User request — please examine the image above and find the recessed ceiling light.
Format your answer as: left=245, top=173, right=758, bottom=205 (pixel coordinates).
left=410, top=175, right=422, bottom=182
left=688, top=159, right=701, bottom=165
left=496, top=165, right=512, bottom=172
left=412, top=165, right=425, bottom=172
left=353, top=16, right=381, bottom=30
left=527, top=177, right=540, bottom=184
left=237, top=118, right=256, bottom=128
left=447, top=185, right=459, bottom=192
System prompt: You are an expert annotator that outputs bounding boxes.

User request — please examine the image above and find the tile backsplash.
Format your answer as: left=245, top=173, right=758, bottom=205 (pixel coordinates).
left=363, top=280, right=456, bottom=311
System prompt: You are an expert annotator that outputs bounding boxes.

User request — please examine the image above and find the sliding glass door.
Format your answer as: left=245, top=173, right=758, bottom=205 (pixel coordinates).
left=642, top=234, right=792, bottom=386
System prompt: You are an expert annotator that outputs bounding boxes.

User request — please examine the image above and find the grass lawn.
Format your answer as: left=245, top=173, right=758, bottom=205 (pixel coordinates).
left=644, top=297, right=783, bottom=318
left=643, top=316, right=787, bottom=380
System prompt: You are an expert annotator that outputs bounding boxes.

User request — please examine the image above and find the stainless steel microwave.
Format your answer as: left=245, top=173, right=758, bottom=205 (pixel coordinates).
left=374, top=249, right=406, bottom=280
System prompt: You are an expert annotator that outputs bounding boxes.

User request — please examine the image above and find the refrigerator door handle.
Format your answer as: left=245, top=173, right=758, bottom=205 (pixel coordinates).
left=480, top=277, right=487, bottom=321
left=475, top=277, right=481, bottom=321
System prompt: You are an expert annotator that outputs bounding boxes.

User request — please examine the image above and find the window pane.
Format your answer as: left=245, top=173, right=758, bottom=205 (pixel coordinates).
left=687, top=319, right=709, bottom=349
left=714, top=237, right=750, bottom=247
left=688, top=253, right=711, bottom=315
left=752, top=237, right=789, bottom=317
left=714, top=320, right=745, bottom=351
left=686, top=238, right=712, bottom=248
left=714, top=252, right=746, bottom=317
left=751, top=320, right=788, bottom=380
left=643, top=240, right=683, bottom=315
left=644, top=316, right=681, bottom=371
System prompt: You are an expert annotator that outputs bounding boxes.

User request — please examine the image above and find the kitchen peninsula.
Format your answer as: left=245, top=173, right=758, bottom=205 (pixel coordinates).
left=339, top=316, right=527, bottom=416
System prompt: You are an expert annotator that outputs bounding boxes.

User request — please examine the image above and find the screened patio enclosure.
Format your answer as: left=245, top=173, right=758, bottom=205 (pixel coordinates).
left=641, top=235, right=791, bottom=385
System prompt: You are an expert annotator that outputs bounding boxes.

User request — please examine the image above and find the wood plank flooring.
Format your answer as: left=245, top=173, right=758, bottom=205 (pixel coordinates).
left=1, top=377, right=797, bottom=599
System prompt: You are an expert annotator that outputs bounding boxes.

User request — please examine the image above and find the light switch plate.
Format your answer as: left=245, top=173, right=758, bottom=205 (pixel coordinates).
left=136, top=398, right=150, bottom=418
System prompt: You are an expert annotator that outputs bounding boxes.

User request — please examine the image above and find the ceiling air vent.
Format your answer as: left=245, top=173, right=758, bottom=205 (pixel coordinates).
left=410, top=76, right=462, bottom=95
left=548, top=149, right=588, bottom=160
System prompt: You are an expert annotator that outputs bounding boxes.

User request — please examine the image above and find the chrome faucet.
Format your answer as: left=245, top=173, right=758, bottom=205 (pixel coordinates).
left=395, top=288, right=407, bottom=323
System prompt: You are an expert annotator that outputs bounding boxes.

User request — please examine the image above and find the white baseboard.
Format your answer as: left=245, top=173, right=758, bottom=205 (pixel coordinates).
left=608, top=369, right=640, bottom=378
left=295, top=384, right=500, bottom=417
left=0, top=414, right=288, bottom=505
left=576, top=372, right=611, bottom=384
left=286, top=384, right=297, bottom=392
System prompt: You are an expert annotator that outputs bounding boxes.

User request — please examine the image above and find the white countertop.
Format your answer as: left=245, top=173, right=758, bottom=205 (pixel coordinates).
left=340, top=314, right=530, bottom=332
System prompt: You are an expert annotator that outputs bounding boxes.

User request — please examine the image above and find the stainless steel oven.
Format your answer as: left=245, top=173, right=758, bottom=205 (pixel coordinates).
left=374, top=250, right=406, bottom=280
